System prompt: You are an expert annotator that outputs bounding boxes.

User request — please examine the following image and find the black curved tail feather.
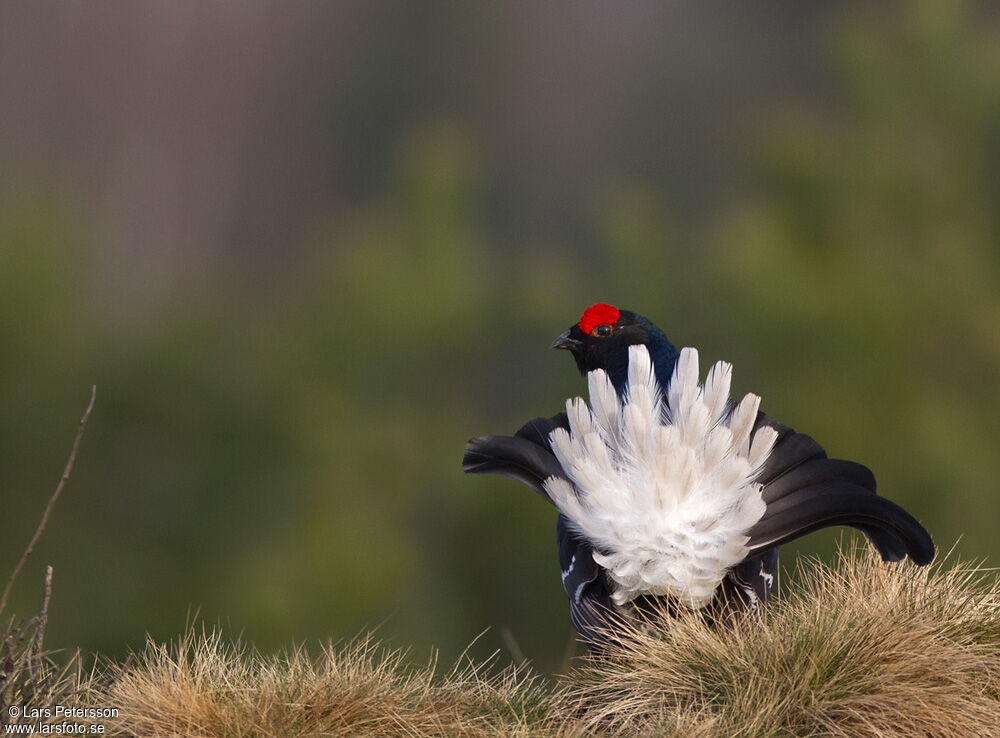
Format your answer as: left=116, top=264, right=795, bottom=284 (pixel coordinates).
left=747, top=485, right=935, bottom=565
left=462, top=414, right=571, bottom=502
left=462, top=434, right=564, bottom=501
left=750, top=412, right=934, bottom=566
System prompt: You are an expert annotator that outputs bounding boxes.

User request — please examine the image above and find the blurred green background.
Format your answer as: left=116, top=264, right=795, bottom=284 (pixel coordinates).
left=2, top=1, right=999, bottom=674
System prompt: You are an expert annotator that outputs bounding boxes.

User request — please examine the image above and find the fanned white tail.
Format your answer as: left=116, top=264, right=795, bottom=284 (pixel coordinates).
left=544, top=346, right=779, bottom=609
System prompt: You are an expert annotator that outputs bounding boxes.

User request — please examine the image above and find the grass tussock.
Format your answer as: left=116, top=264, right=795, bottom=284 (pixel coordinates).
left=76, top=548, right=1000, bottom=737
left=560, top=547, right=1000, bottom=737
left=89, top=629, right=551, bottom=738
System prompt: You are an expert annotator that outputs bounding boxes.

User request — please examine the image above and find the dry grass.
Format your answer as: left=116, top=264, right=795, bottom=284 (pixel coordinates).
left=0, top=591, right=84, bottom=733
left=559, top=547, right=1000, bottom=737
left=86, top=630, right=552, bottom=738
left=70, top=547, right=1000, bottom=737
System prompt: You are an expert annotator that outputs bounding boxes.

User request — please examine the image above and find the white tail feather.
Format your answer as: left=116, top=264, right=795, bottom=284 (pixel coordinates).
left=544, top=346, right=776, bottom=609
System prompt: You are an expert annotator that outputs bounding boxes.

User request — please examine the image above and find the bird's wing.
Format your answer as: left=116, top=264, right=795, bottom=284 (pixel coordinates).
left=462, top=413, right=569, bottom=503
left=462, top=413, right=569, bottom=502
left=464, top=416, right=620, bottom=644
left=557, top=514, right=618, bottom=646
left=747, top=412, right=935, bottom=565
left=722, top=547, right=778, bottom=608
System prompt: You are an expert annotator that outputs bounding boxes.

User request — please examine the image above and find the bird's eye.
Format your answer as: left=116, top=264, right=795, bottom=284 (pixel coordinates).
left=592, top=324, right=613, bottom=338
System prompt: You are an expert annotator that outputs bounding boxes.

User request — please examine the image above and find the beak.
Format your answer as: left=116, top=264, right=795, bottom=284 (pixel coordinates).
left=550, top=330, right=582, bottom=351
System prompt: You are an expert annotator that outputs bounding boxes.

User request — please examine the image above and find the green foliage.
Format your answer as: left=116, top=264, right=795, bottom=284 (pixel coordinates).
left=712, top=0, right=1000, bottom=563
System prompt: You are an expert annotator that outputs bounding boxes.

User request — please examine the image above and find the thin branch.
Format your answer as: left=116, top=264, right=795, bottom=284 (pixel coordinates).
left=0, top=386, right=96, bottom=619
left=104, top=652, right=134, bottom=691
left=27, top=566, right=53, bottom=683
left=34, top=566, right=53, bottom=656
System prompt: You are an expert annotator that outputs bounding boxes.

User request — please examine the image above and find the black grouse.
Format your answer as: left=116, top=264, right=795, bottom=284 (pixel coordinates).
left=463, top=303, right=935, bottom=646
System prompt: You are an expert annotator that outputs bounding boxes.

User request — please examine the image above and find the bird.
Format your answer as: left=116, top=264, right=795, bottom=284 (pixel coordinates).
left=463, top=302, right=935, bottom=647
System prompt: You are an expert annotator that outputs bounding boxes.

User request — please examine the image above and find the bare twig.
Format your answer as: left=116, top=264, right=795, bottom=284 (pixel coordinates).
left=0, top=386, right=96, bottom=619
left=103, top=652, right=134, bottom=691
left=27, top=566, right=52, bottom=683
left=34, top=566, right=53, bottom=657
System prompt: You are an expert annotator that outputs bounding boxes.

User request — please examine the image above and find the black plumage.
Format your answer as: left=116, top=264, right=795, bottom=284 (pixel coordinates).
left=463, top=304, right=934, bottom=646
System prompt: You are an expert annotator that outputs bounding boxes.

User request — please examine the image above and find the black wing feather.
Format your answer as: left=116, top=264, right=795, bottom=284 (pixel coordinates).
left=748, top=484, right=935, bottom=564
left=557, top=514, right=616, bottom=645
left=462, top=413, right=571, bottom=501
left=750, top=412, right=934, bottom=565
left=464, top=414, right=619, bottom=644
left=762, top=458, right=876, bottom=503
left=513, top=412, right=569, bottom=448
left=462, top=434, right=565, bottom=501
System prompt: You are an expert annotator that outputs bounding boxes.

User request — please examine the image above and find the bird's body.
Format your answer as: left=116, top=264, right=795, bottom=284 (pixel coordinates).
left=546, top=345, right=775, bottom=610
left=464, top=304, right=934, bottom=646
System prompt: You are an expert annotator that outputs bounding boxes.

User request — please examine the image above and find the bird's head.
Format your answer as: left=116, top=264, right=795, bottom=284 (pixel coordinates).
left=551, top=303, right=680, bottom=392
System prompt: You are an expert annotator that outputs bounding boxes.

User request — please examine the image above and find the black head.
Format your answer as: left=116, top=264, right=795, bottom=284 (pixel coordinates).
left=551, top=303, right=680, bottom=393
